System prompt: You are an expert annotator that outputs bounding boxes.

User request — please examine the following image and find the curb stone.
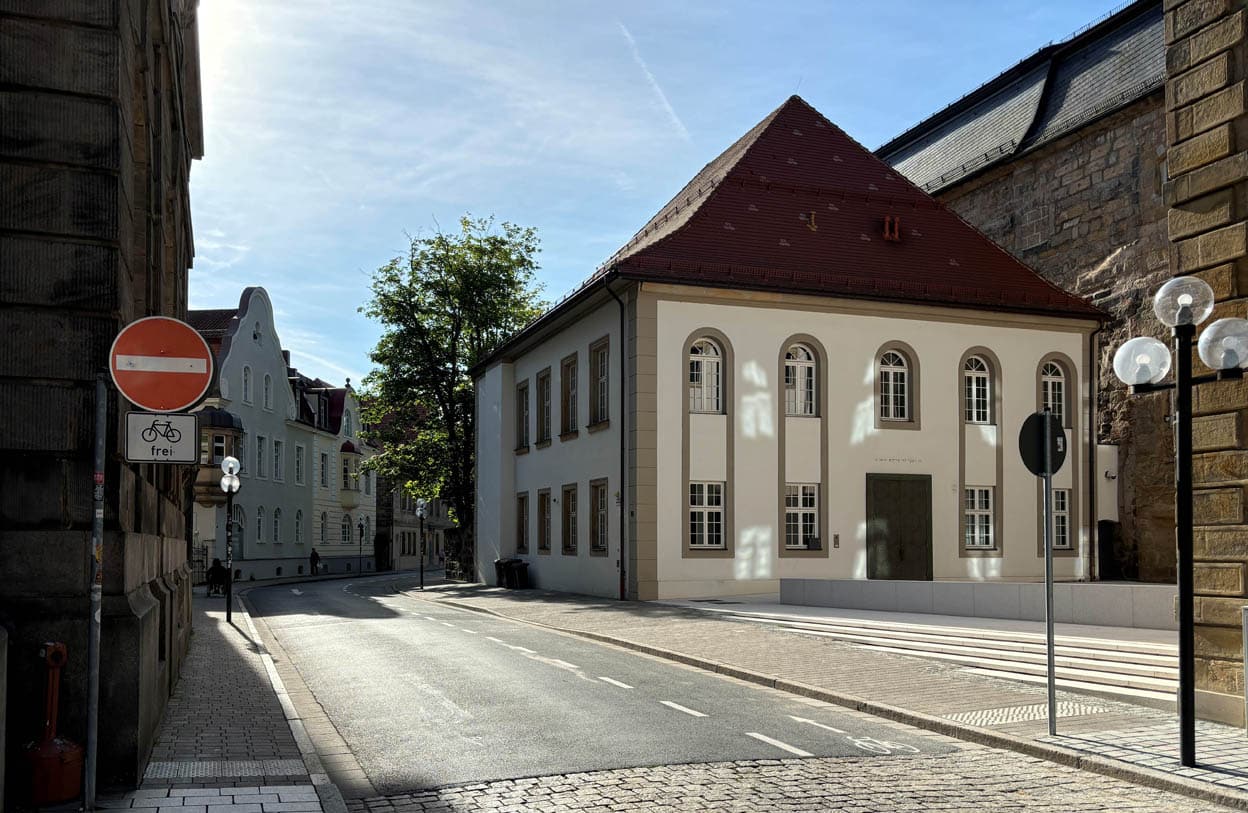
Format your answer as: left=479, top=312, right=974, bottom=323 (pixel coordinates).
left=420, top=592, right=1248, bottom=812
left=236, top=589, right=349, bottom=813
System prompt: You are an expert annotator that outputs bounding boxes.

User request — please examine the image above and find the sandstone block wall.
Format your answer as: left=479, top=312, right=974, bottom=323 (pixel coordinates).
left=1164, top=0, right=1248, bottom=725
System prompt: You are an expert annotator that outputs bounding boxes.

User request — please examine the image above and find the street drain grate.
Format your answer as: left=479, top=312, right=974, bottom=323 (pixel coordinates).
left=943, top=702, right=1109, bottom=727
left=144, top=759, right=308, bottom=779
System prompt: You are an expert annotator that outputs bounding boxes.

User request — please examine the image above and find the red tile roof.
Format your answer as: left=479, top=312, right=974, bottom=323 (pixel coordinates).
left=605, top=96, right=1103, bottom=320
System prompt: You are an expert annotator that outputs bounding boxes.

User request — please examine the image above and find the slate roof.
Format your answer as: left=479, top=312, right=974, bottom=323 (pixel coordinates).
left=605, top=95, right=1102, bottom=319
left=187, top=308, right=237, bottom=336
left=876, top=0, right=1162, bottom=192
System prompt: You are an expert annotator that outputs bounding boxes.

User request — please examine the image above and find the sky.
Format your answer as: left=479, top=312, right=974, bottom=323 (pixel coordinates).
left=190, top=0, right=1125, bottom=387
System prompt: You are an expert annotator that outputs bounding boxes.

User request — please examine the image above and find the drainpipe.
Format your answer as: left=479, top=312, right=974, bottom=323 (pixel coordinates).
left=1088, top=325, right=1103, bottom=582
left=605, top=277, right=629, bottom=601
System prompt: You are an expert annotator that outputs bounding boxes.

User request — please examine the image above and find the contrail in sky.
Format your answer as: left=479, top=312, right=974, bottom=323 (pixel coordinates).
left=617, top=22, right=691, bottom=143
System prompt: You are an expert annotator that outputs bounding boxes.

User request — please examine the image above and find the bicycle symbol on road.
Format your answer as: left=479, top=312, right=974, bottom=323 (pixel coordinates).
left=845, top=736, right=920, bottom=755
left=141, top=419, right=182, bottom=443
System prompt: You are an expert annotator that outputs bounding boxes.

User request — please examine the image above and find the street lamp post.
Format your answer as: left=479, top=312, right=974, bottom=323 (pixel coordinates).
left=219, top=456, right=242, bottom=624
left=417, top=499, right=427, bottom=590
left=1112, top=276, right=1248, bottom=767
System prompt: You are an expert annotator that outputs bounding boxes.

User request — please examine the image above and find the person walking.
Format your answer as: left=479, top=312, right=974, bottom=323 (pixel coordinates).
left=310, top=548, right=320, bottom=576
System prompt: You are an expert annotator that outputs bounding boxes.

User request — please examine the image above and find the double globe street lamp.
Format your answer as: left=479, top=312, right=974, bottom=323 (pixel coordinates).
left=219, top=455, right=242, bottom=623
left=1112, top=276, right=1248, bottom=767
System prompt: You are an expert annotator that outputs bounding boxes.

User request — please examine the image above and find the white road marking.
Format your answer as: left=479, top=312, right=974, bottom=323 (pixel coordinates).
left=598, top=677, right=634, bottom=689
left=746, top=732, right=812, bottom=757
left=441, top=622, right=456, bottom=628
left=660, top=701, right=707, bottom=718
left=505, top=644, right=537, bottom=653
left=788, top=715, right=846, bottom=734
left=115, top=354, right=208, bottom=374
left=486, top=636, right=505, bottom=644
left=460, top=628, right=478, bottom=634
left=425, top=616, right=439, bottom=622
left=290, top=588, right=303, bottom=596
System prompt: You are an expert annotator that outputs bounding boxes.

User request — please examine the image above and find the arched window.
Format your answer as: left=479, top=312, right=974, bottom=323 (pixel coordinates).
left=342, top=513, right=352, bottom=544
left=242, top=366, right=253, bottom=403
left=295, top=510, right=303, bottom=544
left=232, top=505, right=245, bottom=547
left=263, top=374, right=273, bottom=410
left=688, top=339, right=722, bottom=413
left=364, top=516, right=370, bottom=541
left=256, top=506, right=265, bottom=543
left=784, top=344, right=816, bottom=416
left=963, top=356, right=991, bottom=424
left=343, top=409, right=352, bottom=437
left=272, top=508, right=282, bottom=543
left=1041, top=362, right=1065, bottom=425
left=878, top=351, right=910, bottom=421
left=320, top=512, right=327, bottom=544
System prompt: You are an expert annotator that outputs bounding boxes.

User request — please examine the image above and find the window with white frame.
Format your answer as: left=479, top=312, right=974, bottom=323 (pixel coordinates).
left=343, top=409, right=352, bottom=437
left=964, top=356, right=991, bottom=424
left=213, top=434, right=226, bottom=463
left=342, top=513, right=352, bottom=544
left=320, top=512, right=327, bottom=544
left=295, top=446, right=305, bottom=484
left=242, top=366, right=253, bottom=404
left=591, top=480, right=608, bottom=552
left=516, top=493, right=529, bottom=553
left=263, top=374, right=273, bottom=410
left=536, top=369, right=552, bottom=443
left=688, top=482, right=725, bottom=548
left=273, top=508, right=282, bottom=543
left=879, top=351, right=910, bottom=421
left=233, top=504, right=245, bottom=546
left=256, top=436, right=267, bottom=477
left=1052, top=489, right=1071, bottom=549
left=256, top=506, right=265, bottom=543
left=561, top=484, right=578, bottom=553
left=516, top=381, right=530, bottom=447
left=295, top=510, right=303, bottom=544
left=591, top=339, right=609, bottom=424
left=538, top=490, right=551, bottom=551
left=688, top=339, right=722, bottom=413
left=320, top=453, right=329, bottom=487
left=561, top=355, right=578, bottom=434
left=784, top=345, right=816, bottom=416
left=785, top=484, right=819, bottom=549
left=963, top=487, right=994, bottom=549
left=273, top=440, right=284, bottom=481
left=1041, top=362, right=1065, bottom=425
left=363, top=470, right=371, bottom=496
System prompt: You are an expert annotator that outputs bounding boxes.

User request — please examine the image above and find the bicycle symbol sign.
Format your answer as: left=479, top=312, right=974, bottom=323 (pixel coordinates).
left=125, top=412, right=198, bottom=464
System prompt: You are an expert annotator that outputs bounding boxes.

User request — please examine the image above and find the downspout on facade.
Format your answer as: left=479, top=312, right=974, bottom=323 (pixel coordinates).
left=605, top=277, right=629, bottom=600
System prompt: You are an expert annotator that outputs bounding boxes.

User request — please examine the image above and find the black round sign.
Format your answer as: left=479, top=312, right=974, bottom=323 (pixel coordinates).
left=1018, top=412, right=1067, bottom=476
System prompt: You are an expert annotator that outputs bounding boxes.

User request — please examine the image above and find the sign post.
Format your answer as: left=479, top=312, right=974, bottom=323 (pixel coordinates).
left=1019, top=410, right=1067, bottom=737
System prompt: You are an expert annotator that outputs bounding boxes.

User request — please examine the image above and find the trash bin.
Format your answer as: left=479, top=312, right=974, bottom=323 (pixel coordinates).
left=500, top=559, right=516, bottom=589
left=510, top=560, right=530, bottom=589
left=494, top=558, right=506, bottom=586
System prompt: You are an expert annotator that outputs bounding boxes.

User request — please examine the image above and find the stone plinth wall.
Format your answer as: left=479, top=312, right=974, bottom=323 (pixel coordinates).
left=937, top=95, right=1177, bottom=582
left=0, top=0, right=202, bottom=797
left=1163, top=0, right=1248, bottom=724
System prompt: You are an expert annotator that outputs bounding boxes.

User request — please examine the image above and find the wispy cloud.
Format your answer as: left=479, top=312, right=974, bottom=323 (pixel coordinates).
left=617, top=22, right=691, bottom=143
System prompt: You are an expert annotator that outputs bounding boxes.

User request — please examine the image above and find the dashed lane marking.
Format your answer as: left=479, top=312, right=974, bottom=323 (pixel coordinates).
left=486, top=636, right=505, bottom=644
left=461, top=628, right=478, bottom=634
left=441, top=622, right=456, bottom=628
left=598, top=677, right=634, bottom=689
left=746, top=732, right=812, bottom=757
left=660, top=701, right=708, bottom=718
left=789, top=715, right=846, bottom=734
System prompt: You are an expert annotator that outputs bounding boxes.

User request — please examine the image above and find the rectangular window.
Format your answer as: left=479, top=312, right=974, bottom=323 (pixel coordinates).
left=784, top=484, right=819, bottom=549
left=516, top=381, right=530, bottom=448
left=342, top=458, right=354, bottom=490
left=256, top=436, right=267, bottom=478
left=320, top=452, right=329, bottom=487
left=561, top=354, right=578, bottom=434
left=1052, top=489, right=1071, bottom=550
left=965, top=374, right=989, bottom=423
left=213, top=434, right=226, bottom=463
left=536, top=369, right=552, bottom=443
left=516, top=493, right=529, bottom=553
left=963, top=487, right=995, bottom=549
left=295, top=446, right=305, bottom=484
left=590, top=479, right=608, bottom=552
left=273, top=440, right=284, bottom=481
left=562, top=483, right=578, bottom=554
left=590, top=338, right=609, bottom=424
left=689, top=481, right=725, bottom=549
left=538, top=490, right=551, bottom=551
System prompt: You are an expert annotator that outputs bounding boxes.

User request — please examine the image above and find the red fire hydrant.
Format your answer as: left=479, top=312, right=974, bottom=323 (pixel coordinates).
left=25, top=642, right=84, bottom=805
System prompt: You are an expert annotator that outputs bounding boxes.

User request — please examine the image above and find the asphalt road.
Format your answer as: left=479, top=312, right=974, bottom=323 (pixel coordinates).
left=247, top=574, right=954, bottom=795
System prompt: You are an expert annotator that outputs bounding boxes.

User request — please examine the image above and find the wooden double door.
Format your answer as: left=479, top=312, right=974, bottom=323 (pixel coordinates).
left=865, top=474, right=932, bottom=581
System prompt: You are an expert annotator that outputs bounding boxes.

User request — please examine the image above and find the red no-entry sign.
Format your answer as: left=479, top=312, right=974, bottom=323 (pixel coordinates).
left=109, top=316, right=213, bottom=412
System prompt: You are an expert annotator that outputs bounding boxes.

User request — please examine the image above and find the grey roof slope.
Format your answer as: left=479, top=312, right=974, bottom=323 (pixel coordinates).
left=876, top=0, right=1162, bottom=192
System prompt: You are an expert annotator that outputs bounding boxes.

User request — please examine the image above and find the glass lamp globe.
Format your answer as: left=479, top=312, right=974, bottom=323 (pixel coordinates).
left=1198, top=317, right=1248, bottom=370
left=221, top=455, right=241, bottom=476
left=1113, top=336, right=1171, bottom=386
left=1153, top=276, right=1214, bottom=327
left=220, top=473, right=241, bottom=493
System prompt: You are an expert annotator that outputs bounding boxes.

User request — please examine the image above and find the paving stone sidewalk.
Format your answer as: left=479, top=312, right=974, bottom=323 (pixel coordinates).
left=99, top=593, right=322, bottom=812
left=413, top=584, right=1248, bottom=803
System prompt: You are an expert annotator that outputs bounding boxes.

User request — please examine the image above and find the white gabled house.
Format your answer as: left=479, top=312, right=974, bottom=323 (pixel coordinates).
left=473, top=96, right=1105, bottom=601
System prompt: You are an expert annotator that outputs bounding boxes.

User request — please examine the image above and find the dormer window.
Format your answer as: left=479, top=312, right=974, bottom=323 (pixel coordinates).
left=343, top=409, right=352, bottom=437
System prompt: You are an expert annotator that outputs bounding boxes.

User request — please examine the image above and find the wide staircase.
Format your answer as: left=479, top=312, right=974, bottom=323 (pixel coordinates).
left=691, top=605, right=1178, bottom=706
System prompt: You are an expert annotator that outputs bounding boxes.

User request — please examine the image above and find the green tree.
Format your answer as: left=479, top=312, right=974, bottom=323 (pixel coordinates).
left=361, top=216, right=545, bottom=573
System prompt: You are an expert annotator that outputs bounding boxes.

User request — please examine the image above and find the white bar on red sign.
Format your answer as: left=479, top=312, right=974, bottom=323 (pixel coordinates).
left=114, top=355, right=208, bottom=374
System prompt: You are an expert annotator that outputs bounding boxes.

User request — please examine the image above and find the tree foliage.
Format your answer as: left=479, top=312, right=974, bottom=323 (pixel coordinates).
left=361, top=216, right=545, bottom=564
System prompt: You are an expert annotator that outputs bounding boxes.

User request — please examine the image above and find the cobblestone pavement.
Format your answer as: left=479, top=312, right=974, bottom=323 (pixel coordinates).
left=99, top=593, right=321, bottom=812
left=349, top=748, right=1232, bottom=812
left=411, top=585, right=1248, bottom=800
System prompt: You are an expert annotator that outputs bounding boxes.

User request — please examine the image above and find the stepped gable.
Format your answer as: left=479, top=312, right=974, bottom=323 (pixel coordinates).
left=607, top=96, right=1103, bottom=319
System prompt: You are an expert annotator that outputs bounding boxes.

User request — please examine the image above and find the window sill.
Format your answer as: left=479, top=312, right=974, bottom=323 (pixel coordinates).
left=784, top=413, right=818, bottom=419
left=561, top=547, right=578, bottom=556
left=537, top=546, right=551, bottom=555
left=684, top=546, right=732, bottom=559
left=559, top=430, right=579, bottom=442
left=587, top=419, right=610, bottom=433
left=535, top=438, right=552, bottom=449
left=689, top=409, right=722, bottom=416
left=589, top=546, right=608, bottom=557
left=514, top=445, right=531, bottom=456
left=877, top=419, right=920, bottom=431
